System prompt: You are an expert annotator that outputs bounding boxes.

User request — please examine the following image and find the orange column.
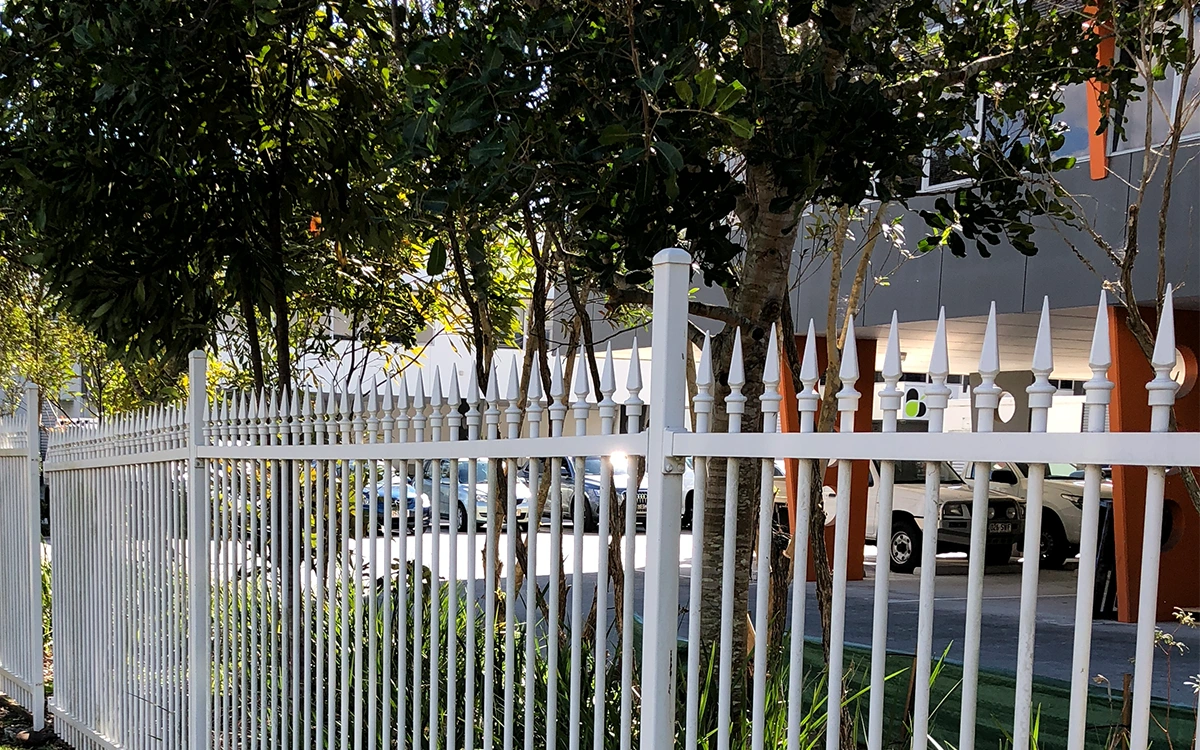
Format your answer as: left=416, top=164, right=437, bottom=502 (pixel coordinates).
left=1108, top=305, right=1200, bottom=622
left=782, top=333, right=876, bottom=582
left=1085, top=6, right=1115, bottom=180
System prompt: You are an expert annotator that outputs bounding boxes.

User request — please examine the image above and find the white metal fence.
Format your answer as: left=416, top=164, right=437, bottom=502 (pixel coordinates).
left=2, top=249, right=1198, bottom=750
left=0, top=383, right=45, bottom=730
left=43, top=404, right=192, bottom=750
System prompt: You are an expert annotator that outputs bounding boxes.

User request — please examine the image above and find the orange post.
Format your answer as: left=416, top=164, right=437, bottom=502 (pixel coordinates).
left=781, top=332, right=876, bottom=582
left=1108, top=305, right=1200, bottom=621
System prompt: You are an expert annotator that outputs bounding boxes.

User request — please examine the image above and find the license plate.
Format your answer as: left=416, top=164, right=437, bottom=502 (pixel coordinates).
left=636, top=492, right=648, bottom=508
left=988, top=522, right=1013, bottom=533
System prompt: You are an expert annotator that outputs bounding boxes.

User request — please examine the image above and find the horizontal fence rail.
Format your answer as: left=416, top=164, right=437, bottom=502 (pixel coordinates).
left=1, top=249, right=1195, bottom=750
left=0, top=384, right=44, bottom=730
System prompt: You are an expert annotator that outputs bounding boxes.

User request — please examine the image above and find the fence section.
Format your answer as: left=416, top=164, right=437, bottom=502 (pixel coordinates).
left=0, top=383, right=44, bottom=729
left=7, top=248, right=1199, bottom=750
left=43, top=407, right=191, bottom=750
left=197, top=349, right=649, bottom=750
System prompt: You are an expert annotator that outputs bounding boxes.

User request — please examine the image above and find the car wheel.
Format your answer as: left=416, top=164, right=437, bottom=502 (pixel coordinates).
left=889, top=518, right=921, bottom=574
left=681, top=491, right=694, bottom=531
left=985, top=543, right=1014, bottom=567
left=1039, top=511, right=1069, bottom=569
left=457, top=501, right=469, bottom=533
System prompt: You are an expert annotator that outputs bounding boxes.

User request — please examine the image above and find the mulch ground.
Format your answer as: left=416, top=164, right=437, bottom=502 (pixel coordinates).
left=0, top=696, right=66, bottom=750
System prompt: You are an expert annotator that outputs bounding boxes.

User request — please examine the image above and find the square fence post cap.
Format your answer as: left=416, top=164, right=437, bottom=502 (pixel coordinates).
left=653, top=247, right=691, bottom=265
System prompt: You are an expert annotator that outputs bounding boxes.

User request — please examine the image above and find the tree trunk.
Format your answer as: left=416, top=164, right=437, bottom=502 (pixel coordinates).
left=698, top=160, right=796, bottom=729
left=240, top=285, right=265, bottom=391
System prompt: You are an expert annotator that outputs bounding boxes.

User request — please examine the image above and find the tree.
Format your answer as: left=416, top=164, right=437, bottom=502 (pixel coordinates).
left=930, top=0, right=1200, bottom=515
left=388, top=1, right=1094, bottom=729
left=0, top=0, right=430, bottom=389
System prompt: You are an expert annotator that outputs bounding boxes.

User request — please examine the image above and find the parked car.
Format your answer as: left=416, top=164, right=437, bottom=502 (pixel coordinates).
left=552, top=455, right=643, bottom=532
left=964, top=461, right=1113, bottom=568
left=420, top=459, right=531, bottom=531
left=361, top=478, right=432, bottom=531
left=823, top=460, right=1025, bottom=573
left=681, top=457, right=789, bottom=530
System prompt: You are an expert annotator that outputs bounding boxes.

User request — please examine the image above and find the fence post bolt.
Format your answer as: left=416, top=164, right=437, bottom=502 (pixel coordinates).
left=639, top=247, right=691, bottom=750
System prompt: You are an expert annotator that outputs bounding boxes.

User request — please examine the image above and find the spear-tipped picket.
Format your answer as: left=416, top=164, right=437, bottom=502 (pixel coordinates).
left=314, top=389, right=330, bottom=445
left=959, top=301, right=1002, bottom=750
left=572, top=346, right=591, bottom=437
left=761, top=326, right=782, bottom=428
left=685, top=333, right=714, bottom=750
left=625, top=338, right=645, bottom=432
left=430, top=367, right=445, bottom=442
left=397, top=374, right=412, bottom=444
left=1129, top=283, right=1178, bottom=750
left=485, top=358, right=501, bottom=440
left=599, top=343, right=617, bottom=435
left=466, top=367, right=482, bottom=441
left=797, top=321, right=820, bottom=433
left=836, top=318, right=861, bottom=423
left=527, top=355, right=545, bottom=438
left=1027, top=297, right=1057, bottom=425
left=1014, top=297, right=1056, bottom=750
left=879, top=313, right=904, bottom=431
left=447, top=369, right=463, bottom=441
left=750, top=325, right=782, bottom=749
left=1147, top=284, right=1178, bottom=415
left=267, top=390, right=281, bottom=445
left=503, top=357, right=522, bottom=440
left=726, top=328, right=746, bottom=422
left=366, top=383, right=380, bottom=443
left=548, top=351, right=567, bottom=438
left=412, top=369, right=428, bottom=442
left=866, top=313, right=903, bottom=750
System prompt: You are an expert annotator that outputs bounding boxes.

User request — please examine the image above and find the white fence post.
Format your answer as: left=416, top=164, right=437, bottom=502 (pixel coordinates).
left=638, top=247, right=691, bottom=750
left=24, top=382, right=45, bottom=731
left=186, top=351, right=210, bottom=750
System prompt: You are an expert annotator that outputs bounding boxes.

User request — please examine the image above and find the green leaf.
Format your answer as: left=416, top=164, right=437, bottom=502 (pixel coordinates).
left=468, top=140, right=506, bottom=165
left=665, top=171, right=680, bottom=200
left=449, top=117, right=485, bottom=134
left=696, top=69, right=717, bottom=108
left=674, top=80, right=694, bottom=105
left=714, top=81, right=746, bottom=113
left=599, top=124, right=631, bottom=146
left=636, top=64, right=666, bottom=94
left=427, top=239, right=447, bottom=276
left=725, top=117, right=755, bottom=139
left=653, top=140, right=684, bottom=171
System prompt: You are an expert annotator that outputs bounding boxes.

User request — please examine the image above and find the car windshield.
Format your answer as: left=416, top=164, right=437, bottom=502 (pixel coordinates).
left=457, top=461, right=491, bottom=485
left=584, top=456, right=630, bottom=476
left=891, top=460, right=962, bottom=485
left=1014, top=462, right=1080, bottom=480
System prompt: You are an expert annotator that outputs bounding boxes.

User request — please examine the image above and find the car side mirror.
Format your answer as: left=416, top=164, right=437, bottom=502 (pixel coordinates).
left=991, top=469, right=1019, bottom=486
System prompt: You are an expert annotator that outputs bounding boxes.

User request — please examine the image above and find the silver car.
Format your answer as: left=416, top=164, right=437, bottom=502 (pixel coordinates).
left=421, top=459, right=531, bottom=531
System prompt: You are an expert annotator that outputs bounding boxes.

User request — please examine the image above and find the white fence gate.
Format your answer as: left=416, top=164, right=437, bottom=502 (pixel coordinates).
left=43, top=402, right=192, bottom=750
left=0, top=383, right=45, bottom=730
left=4, top=248, right=1199, bottom=750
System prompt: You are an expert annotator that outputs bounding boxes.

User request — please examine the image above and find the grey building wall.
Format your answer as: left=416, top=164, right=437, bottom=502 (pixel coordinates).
left=790, top=144, right=1200, bottom=330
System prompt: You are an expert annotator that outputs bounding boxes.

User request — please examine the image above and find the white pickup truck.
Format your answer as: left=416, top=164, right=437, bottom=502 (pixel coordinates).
left=964, top=462, right=1112, bottom=568
left=823, top=459, right=1026, bottom=573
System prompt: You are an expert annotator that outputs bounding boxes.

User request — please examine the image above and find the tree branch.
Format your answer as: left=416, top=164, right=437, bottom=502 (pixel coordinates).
left=605, top=287, right=748, bottom=327
left=884, top=52, right=1015, bottom=99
